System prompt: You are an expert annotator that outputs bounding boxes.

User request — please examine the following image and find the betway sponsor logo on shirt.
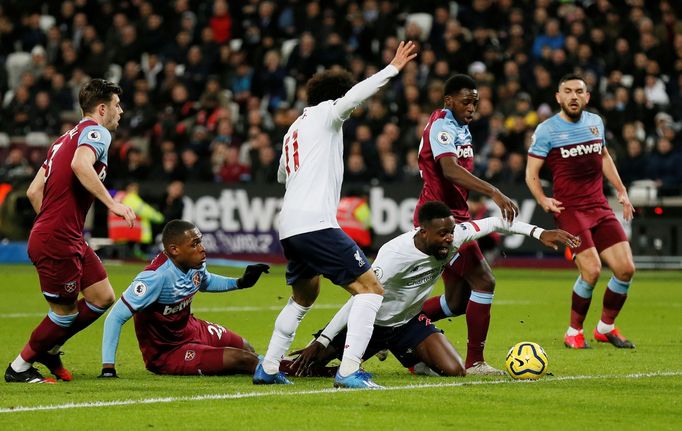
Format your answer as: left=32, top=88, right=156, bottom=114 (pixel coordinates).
left=163, top=297, right=192, bottom=315
left=454, top=145, right=474, bottom=159
left=559, top=141, right=602, bottom=158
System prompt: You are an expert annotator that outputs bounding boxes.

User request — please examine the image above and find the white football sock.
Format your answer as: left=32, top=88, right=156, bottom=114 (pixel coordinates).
left=11, top=354, right=32, bottom=372
left=597, top=320, right=615, bottom=334
left=338, top=293, right=383, bottom=377
left=262, top=297, right=311, bottom=375
left=566, top=326, right=581, bottom=336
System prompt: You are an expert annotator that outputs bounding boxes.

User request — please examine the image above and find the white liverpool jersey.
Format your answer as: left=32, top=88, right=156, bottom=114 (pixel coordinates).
left=277, top=65, right=398, bottom=240
left=373, top=217, right=541, bottom=326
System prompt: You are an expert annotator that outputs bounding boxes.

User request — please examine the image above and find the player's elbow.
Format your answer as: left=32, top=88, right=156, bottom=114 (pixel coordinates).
left=26, top=182, right=41, bottom=201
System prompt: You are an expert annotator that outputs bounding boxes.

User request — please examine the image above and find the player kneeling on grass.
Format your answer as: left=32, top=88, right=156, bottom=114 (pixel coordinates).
left=287, top=201, right=580, bottom=378
left=99, top=220, right=270, bottom=377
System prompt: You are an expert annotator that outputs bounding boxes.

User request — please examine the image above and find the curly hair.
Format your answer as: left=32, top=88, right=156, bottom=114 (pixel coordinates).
left=306, top=70, right=356, bottom=106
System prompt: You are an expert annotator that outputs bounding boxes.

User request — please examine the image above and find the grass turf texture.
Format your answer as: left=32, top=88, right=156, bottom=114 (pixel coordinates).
left=0, top=264, right=680, bottom=430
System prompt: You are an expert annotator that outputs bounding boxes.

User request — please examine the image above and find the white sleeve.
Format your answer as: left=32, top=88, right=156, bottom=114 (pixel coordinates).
left=453, top=217, right=544, bottom=248
left=318, top=297, right=354, bottom=347
left=277, top=152, right=286, bottom=184
left=331, top=65, right=399, bottom=121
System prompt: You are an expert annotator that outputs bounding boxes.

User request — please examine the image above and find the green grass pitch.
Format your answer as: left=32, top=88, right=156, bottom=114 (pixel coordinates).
left=0, top=263, right=681, bottom=430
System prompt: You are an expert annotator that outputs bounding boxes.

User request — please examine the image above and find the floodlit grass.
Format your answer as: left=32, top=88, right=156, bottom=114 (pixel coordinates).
left=1, top=264, right=680, bottom=430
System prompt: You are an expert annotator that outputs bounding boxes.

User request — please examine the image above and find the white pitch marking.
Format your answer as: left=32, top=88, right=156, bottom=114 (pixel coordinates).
left=1, top=371, right=680, bottom=414
left=0, top=300, right=537, bottom=319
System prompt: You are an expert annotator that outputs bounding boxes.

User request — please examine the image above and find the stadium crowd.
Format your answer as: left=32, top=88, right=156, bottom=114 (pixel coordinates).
left=1, top=0, right=681, bottom=196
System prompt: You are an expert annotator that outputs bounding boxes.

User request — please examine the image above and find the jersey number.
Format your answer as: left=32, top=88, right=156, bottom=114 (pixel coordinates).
left=44, top=142, right=63, bottom=182
left=283, top=129, right=300, bottom=174
left=207, top=323, right=226, bottom=340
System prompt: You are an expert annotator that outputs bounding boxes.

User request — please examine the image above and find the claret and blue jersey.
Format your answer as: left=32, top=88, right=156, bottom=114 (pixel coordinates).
left=416, top=108, right=475, bottom=223
left=529, top=111, right=608, bottom=209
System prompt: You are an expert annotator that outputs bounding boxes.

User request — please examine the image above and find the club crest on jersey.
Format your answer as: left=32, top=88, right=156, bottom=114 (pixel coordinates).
left=133, top=282, right=147, bottom=296
left=192, top=272, right=201, bottom=287
left=354, top=249, right=366, bottom=267
left=590, top=126, right=599, bottom=136
left=64, top=281, right=77, bottom=293
left=184, top=350, right=196, bottom=361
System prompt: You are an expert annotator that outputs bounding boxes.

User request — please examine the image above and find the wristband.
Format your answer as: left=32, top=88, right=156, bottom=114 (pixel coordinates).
left=317, top=334, right=332, bottom=348
left=530, top=226, right=545, bottom=240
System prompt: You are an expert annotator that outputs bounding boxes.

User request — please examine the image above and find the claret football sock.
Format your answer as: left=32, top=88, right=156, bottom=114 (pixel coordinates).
left=58, top=300, right=109, bottom=345
left=601, top=276, right=630, bottom=325
left=465, top=291, right=493, bottom=368
left=570, top=277, right=594, bottom=330
left=421, top=295, right=449, bottom=321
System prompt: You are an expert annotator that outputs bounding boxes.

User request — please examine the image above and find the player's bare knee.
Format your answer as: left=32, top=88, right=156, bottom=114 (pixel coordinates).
left=441, top=363, right=466, bottom=377
left=615, top=263, right=635, bottom=281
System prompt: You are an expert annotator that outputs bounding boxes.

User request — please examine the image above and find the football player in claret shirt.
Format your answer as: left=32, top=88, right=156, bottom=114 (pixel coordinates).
left=287, top=201, right=579, bottom=378
left=99, top=220, right=270, bottom=377
left=526, top=74, right=636, bottom=349
left=6, top=79, right=136, bottom=384
left=414, top=74, right=520, bottom=375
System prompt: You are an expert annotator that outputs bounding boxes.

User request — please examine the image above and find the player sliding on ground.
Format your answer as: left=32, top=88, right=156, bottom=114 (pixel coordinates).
left=287, top=201, right=580, bottom=378
left=99, top=220, right=270, bottom=377
left=254, top=41, right=418, bottom=389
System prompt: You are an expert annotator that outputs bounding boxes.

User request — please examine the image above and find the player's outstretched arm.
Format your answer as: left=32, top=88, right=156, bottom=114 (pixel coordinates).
left=100, top=299, right=134, bottom=378
left=332, top=41, right=417, bottom=120
left=537, top=229, right=581, bottom=250
left=440, top=157, right=519, bottom=222
left=601, top=148, right=634, bottom=221
left=71, top=146, right=136, bottom=227
left=453, top=217, right=580, bottom=250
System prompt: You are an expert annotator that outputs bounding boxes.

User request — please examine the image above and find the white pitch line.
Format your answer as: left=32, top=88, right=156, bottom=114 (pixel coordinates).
left=0, top=300, right=534, bottom=319
left=1, top=371, right=680, bottom=414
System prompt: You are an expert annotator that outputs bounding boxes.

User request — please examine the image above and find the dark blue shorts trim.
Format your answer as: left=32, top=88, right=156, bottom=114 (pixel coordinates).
left=281, top=228, right=372, bottom=286
left=325, top=313, right=442, bottom=368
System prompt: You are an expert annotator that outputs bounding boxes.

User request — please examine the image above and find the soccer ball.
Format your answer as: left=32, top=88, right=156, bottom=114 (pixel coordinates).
left=505, top=341, right=549, bottom=380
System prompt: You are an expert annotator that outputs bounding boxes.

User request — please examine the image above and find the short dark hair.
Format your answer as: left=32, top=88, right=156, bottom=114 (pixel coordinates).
left=558, top=73, right=587, bottom=89
left=444, top=74, right=477, bottom=96
left=79, top=78, right=122, bottom=114
left=418, top=201, right=453, bottom=226
left=162, top=219, right=196, bottom=249
left=306, top=70, right=355, bottom=106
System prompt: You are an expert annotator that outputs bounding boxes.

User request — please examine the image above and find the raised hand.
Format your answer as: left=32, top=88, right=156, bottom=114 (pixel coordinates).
left=237, top=263, right=270, bottom=289
left=389, top=41, right=418, bottom=71
left=539, top=229, right=581, bottom=250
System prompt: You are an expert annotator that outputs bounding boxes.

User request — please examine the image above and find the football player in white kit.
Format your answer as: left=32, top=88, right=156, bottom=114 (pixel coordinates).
left=253, top=41, right=418, bottom=389
left=288, top=201, right=579, bottom=377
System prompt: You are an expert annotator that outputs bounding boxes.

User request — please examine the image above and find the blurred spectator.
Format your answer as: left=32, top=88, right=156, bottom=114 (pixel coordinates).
left=218, top=145, right=250, bottom=183
left=646, top=137, right=682, bottom=196
left=181, top=148, right=213, bottom=182
left=0, top=148, right=34, bottom=185
left=619, top=139, right=649, bottom=188
left=28, top=91, right=60, bottom=134
left=160, top=180, right=186, bottom=222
